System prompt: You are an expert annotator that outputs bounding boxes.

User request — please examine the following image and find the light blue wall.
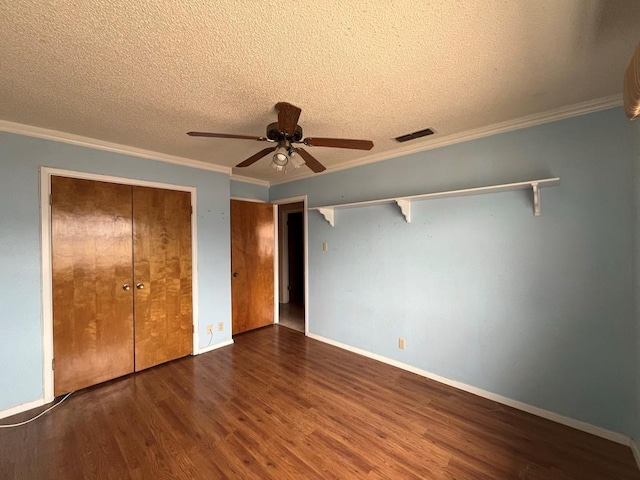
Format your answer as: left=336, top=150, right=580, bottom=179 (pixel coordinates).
left=230, top=179, right=269, bottom=202
left=0, top=132, right=232, bottom=412
left=270, top=107, right=636, bottom=436
left=3, top=108, right=638, bottom=438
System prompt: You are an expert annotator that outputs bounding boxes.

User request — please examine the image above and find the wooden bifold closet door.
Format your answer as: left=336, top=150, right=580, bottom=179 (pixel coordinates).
left=132, top=186, right=193, bottom=371
left=51, top=176, right=192, bottom=396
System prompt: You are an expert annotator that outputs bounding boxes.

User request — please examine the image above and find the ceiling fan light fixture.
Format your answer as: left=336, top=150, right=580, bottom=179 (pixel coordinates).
left=271, top=145, right=289, bottom=167
left=290, top=151, right=305, bottom=169
left=271, top=162, right=285, bottom=171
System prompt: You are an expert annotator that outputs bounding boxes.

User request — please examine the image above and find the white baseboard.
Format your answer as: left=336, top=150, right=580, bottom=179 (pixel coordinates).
left=198, top=339, right=234, bottom=355
left=0, top=397, right=47, bottom=421
left=307, top=333, right=631, bottom=446
left=632, top=439, right=640, bottom=471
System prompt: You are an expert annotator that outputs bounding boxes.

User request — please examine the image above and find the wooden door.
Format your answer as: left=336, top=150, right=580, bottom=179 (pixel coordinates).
left=51, top=176, right=134, bottom=396
left=231, top=200, right=274, bottom=334
left=133, top=186, right=193, bottom=371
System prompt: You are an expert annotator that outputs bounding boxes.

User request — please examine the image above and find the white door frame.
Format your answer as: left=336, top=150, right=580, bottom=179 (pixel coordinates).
left=272, top=196, right=308, bottom=335
left=40, top=167, right=200, bottom=403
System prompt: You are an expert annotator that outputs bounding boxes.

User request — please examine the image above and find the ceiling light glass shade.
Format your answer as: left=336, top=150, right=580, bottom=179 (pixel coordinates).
left=290, top=152, right=305, bottom=169
left=272, top=146, right=289, bottom=166
left=271, top=162, right=285, bottom=171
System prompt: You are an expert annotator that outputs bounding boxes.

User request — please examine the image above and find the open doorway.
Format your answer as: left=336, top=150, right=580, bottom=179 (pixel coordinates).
left=277, top=201, right=305, bottom=333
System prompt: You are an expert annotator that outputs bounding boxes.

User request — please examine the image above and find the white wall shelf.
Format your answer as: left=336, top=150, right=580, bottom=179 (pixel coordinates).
left=310, top=178, right=560, bottom=226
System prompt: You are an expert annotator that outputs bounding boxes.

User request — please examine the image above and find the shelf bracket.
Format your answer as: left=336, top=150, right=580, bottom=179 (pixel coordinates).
left=395, top=198, right=412, bottom=223
left=317, top=207, right=335, bottom=226
left=531, top=182, right=540, bottom=216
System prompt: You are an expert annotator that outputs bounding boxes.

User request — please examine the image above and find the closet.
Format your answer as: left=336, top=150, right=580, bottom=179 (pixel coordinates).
left=51, top=176, right=193, bottom=395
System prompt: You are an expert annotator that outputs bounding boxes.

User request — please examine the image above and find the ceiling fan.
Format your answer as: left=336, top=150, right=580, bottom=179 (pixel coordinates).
left=187, top=102, right=374, bottom=173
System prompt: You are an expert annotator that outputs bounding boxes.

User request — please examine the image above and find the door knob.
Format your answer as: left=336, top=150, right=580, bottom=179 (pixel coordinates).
left=136, top=283, right=145, bottom=290
left=122, top=284, right=131, bottom=291
left=232, top=272, right=239, bottom=278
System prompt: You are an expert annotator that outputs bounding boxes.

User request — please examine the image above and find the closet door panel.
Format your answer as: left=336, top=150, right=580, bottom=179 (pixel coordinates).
left=133, top=187, right=193, bottom=371
left=51, top=176, right=134, bottom=395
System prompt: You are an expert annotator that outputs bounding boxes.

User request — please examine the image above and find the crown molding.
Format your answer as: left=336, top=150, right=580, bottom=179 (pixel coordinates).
left=229, top=174, right=269, bottom=187
left=270, top=95, right=623, bottom=186
left=1, top=94, right=621, bottom=186
left=0, top=120, right=231, bottom=175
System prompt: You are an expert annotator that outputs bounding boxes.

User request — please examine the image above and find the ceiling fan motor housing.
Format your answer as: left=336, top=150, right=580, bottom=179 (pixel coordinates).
left=266, top=122, right=303, bottom=142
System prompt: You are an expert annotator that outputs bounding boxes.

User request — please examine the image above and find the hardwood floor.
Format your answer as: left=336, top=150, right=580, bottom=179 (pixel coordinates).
left=1, top=326, right=638, bottom=479
left=279, top=301, right=305, bottom=332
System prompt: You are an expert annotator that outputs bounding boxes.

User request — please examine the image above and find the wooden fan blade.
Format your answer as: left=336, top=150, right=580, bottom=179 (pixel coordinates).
left=296, top=148, right=326, bottom=173
left=236, top=147, right=277, bottom=168
left=303, top=137, right=374, bottom=150
left=275, top=102, right=302, bottom=136
left=187, top=132, right=266, bottom=141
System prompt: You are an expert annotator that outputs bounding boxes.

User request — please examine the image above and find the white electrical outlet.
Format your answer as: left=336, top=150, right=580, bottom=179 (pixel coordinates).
left=217, top=322, right=224, bottom=332
left=398, top=338, right=406, bottom=350
left=206, top=324, right=213, bottom=334
left=322, top=242, right=328, bottom=251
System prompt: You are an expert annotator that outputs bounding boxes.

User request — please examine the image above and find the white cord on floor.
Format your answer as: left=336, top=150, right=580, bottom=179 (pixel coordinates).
left=0, top=392, right=73, bottom=428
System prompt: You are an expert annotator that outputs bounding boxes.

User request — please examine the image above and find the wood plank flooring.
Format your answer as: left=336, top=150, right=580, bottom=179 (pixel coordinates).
left=1, top=325, right=638, bottom=479
left=279, top=301, right=305, bottom=332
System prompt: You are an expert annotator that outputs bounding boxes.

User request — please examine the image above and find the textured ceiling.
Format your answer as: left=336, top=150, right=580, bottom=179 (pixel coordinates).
left=1, top=1, right=640, bottom=184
